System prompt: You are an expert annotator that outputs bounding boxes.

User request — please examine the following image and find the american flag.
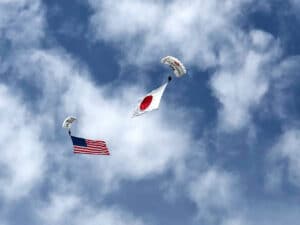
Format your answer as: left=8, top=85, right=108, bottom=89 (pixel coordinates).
left=71, top=136, right=110, bottom=155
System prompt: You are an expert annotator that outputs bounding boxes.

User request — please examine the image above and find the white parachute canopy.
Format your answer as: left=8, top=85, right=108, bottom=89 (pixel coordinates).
left=161, top=56, right=187, bottom=77
left=62, top=116, right=77, bottom=129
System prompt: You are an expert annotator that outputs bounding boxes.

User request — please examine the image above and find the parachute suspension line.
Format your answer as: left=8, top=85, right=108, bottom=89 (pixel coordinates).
left=62, top=116, right=77, bottom=136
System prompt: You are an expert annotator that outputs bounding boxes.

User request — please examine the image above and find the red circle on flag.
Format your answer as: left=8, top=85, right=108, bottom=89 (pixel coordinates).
left=140, top=95, right=153, bottom=111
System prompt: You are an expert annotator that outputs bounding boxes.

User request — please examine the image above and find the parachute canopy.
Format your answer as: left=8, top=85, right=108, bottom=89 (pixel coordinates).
left=62, top=116, right=77, bottom=129
left=161, top=56, right=186, bottom=77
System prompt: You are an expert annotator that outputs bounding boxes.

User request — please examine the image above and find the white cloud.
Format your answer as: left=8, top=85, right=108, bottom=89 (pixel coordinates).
left=187, top=168, right=243, bottom=224
left=9, top=48, right=198, bottom=192
left=0, top=0, right=202, bottom=200
left=2, top=1, right=300, bottom=225
left=186, top=164, right=300, bottom=225
left=0, top=1, right=208, bottom=221
left=0, top=85, right=45, bottom=200
left=263, top=56, right=300, bottom=121
left=244, top=200, right=300, bottom=225
left=38, top=193, right=147, bottom=225
left=0, top=0, right=48, bottom=205
left=0, top=0, right=202, bottom=220
left=267, top=128, right=300, bottom=189
left=0, top=0, right=44, bottom=47
left=38, top=194, right=81, bottom=224
left=87, top=0, right=293, bottom=132
left=1, top=0, right=202, bottom=214
left=290, top=0, right=300, bottom=11
left=88, top=0, right=250, bottom=68
left=211, top=30, right=281, bottom=131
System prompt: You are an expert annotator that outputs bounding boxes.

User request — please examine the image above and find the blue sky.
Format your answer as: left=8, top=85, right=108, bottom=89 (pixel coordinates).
left=1, top=1, right=300, bottom=225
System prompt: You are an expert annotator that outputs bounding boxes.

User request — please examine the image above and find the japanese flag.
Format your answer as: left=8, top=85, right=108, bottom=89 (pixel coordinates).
left=133, top=82, right=168, bottom=117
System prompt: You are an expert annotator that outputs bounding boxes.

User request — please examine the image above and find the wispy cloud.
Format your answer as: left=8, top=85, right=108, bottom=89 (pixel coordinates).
left=0, top=85, right=45, bottom=200
left=267, top=128, right=300, bottom=189
left=86, top=1, right=300, bottom=224
left=0, top=0, right=44, bottom=47
left=1, top=0, right=300, bottom=225
left=188, top=168, right=243, bottom=224
left=88, top=0, right=250, bottom=68
left=87, top=0, right=299, bottom=132
left=0, top=0, right=204, bottom=223
left=0, top=0, right=46, bottom=201
left=38, top=193, right=147, bottom=225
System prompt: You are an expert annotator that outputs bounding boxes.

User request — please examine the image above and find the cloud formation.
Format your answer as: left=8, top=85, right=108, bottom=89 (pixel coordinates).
left=38, top=193, right=147, bottom=225
left=1, top=0, right=300, bottom=225
left=0, top=7, right=203, bottom=225
left=0, top=0, right=204, bottom=223
left=188, top=168, right=242, bottom=225
left=88, top=0, right=296, bottom=131
left=0, top=85, right=45, bottom=200
left=267, top=128, right=300, bottom=189
left=86, top=1, right=300, bottom=224
left=0, top=0, right=44, bottom=47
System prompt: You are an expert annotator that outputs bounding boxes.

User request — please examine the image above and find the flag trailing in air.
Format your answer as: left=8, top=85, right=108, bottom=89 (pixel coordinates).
left=71, top=135, right=110, bottom=155
left=133, top=81, right=169, bottom=117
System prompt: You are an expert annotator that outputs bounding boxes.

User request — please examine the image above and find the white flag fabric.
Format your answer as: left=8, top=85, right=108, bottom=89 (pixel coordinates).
left=133, top=82, right=168, bottom=117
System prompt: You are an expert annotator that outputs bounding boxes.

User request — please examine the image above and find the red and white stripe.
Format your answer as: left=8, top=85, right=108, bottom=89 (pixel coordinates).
left=73, top=140, right=110, bottom=155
